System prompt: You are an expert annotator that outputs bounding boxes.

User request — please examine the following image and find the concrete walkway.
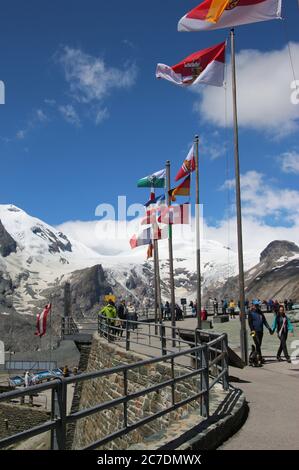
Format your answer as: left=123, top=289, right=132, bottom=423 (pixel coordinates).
left=219, top=359, right=299, bottom=450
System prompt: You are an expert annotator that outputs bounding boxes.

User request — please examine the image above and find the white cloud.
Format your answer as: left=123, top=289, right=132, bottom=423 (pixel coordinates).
left=16, top=109, right=48, bottom=140
left=222, top=170, right=299, bottom=223
left=194, top=42, right=299, bottom=136
left=56, top=46, right=138, bottom=124
left=279, top=151, right=299, bottom=174
left=59, top=104, right=80, bottom=127
left=16, top=130, right=26, bottom=140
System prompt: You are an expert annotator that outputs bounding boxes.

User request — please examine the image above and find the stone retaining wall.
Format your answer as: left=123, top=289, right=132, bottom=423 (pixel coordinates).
left=71, top=334, right=202, bottom=450
left=0, top=402, right=49, bottom=444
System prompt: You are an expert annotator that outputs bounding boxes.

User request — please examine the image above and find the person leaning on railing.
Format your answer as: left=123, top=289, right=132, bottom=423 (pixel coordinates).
left=99, top=300, right=117, bottom=341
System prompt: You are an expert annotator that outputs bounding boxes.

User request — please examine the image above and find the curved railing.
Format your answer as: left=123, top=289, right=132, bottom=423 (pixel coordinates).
left=0, top=318, right=229, bottom=450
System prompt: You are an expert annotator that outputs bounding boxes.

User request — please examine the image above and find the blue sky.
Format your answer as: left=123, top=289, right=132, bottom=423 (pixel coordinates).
left=0, top=0, right=299, bottom=238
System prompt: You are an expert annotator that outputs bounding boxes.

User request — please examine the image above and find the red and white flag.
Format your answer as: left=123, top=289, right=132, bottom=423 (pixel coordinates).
left=141, top=208, right=157, bottom=226
left=158, top=204, right=190, bottom=225
left=156, top=42, right=226, bottom=88
left=35, top=304, right=51, bottom=337
left=178, top=0, right=282, bottom=32
left=175, top=145, right=196, bottom=181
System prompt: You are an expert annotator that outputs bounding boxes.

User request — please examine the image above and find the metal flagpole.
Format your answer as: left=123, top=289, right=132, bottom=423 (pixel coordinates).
left=154, top=237, right=162, bottom=323
left=166, top=160, right=176, bottom=346
left=230, top=28, right=248, bottom=364
left=195, top=135, right=202, bottom=330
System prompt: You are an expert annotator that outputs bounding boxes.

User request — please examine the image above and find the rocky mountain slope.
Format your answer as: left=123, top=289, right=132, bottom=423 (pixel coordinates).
left=213, top=240, right=299, bottom=302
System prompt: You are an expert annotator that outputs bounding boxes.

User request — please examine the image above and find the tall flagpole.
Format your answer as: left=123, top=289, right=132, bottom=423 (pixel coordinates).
left=230, top=29, right=248, bottom=364
left=166, top=160, right=176, bottom=345
left=154, top=237, right=162, bottom=323
left=195, top=135, right=202, bottom=329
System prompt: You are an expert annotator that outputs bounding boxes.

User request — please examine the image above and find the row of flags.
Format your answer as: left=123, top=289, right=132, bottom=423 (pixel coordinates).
left=130, top=145, right=195, bottom=257
left=157, top=1, right=281, bottom=89
left=130, top=0, right=283, bottom=259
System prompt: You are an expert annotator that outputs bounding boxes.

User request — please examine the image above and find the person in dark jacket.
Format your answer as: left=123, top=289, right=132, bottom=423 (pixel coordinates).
left=272, top=305, right=294, bottom=363
left=116, top=300, right=127, bottom=337
left=248, top=301, right=273, bottom=365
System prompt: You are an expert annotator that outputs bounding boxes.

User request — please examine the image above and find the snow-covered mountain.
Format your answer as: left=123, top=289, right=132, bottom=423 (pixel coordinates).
left=1, top=204, right=299, bottom=351
left=0, top=204, right=242, bottom=315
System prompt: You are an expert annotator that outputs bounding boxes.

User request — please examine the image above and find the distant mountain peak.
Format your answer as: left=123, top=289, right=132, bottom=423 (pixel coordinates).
left=260, top=240, right=299, bottom=263
left=0, top=220, right=17, bottom=257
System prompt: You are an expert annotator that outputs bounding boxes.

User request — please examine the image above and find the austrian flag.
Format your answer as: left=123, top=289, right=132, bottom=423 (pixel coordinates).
left=156, top=42, right=226, bottom=88
left=35, top=304, right=51, bottom=337
left=178, top=0, right=282, bottom=32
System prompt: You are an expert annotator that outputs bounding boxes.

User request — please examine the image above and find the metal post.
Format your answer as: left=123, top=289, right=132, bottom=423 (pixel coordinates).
left=195, top=135, right=202, bottom=329
left=222, top=334, right=229, bottom=391
left=166, top=160, right=176, bottom=347
left=55, top=380, right=67, bottom=450
left=160, top=324, right=167, bottom=356
left=154, top=239, right=163, bottom=324
left=123, top=370, right=128, bottom=429
left=171, top=357, right=175, bottom=406
left=200, top=344, right=209, bottom=418
left=230, top=29, right=248, bottom=365
left=125, top=320, right=130, bottom=351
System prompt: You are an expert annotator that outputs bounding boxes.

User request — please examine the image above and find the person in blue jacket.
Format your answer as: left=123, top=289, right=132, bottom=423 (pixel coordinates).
left=248, top=300, right=272, bottom=366
left=272, top=305, right=294, bottom=363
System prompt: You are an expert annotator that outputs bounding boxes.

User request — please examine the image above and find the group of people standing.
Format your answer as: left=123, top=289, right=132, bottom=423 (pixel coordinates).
left=99, top=299, right=138, bottom=340
left=248, top=301, right=294, bottom=366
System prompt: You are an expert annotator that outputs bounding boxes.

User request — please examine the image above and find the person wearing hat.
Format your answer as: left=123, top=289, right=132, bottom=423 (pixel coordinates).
left=100, top=300, right=117, bottom=341
left=248, top=300, right=273, bottom=366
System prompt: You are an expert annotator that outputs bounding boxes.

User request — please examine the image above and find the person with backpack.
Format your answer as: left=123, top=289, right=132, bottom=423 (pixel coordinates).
left=100, top=300, right=117, bottom=341
left=248, top=300, right=273, bottom=366
left=272, top=305, right=294, bottom=363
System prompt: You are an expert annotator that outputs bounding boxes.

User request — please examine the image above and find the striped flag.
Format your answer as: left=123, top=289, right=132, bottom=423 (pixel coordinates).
left=35, top=304, right=51, bottom=337
left=130, top=226, right=167, bottom=249
left=141, top=208, right=157, bottom=226
left=178, top=0, right=282, bottom=32
left=156, top=42, right=226, bottom=88
left=158, top=204, right=190, bottom=225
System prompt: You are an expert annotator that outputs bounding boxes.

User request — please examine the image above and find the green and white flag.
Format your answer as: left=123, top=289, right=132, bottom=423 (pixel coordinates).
left=137, top=169, right=166, bottom=188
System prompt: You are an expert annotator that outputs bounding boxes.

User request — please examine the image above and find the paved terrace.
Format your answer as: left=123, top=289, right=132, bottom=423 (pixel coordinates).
left=73, top=313, right=299, bottom=449
left=166, top=315, right=299, bottom=450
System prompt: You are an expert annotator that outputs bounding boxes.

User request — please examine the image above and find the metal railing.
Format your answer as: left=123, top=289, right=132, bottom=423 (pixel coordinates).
left=0, top=320, right=229, bottom=451
left=5, top=360, right=57, bottom=371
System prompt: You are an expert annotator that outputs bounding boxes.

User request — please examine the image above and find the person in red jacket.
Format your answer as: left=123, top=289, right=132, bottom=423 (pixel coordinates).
left=201, top=308, right=208, bottom=321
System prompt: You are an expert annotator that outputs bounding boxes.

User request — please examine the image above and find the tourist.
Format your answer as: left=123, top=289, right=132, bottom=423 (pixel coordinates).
left=229, top=299, right=236, bottom=319
left=116, top=300, right=127, bottom=337
left=272, top=305, right=294, bottom=363
left=63, top=365, right=70, bottom=377
left=100, top=300, right=117, bottom=340
left=213, top=298, right=218, bottom=316
left=222, top=299, right=228, bottom=315
left=127, top=302, right=137, bottom=330
left=24, top=371, right=31, bottom=387
left=248, top=301, right=273, bottom=366
left=164, top=301, right=171, bottom=320
left=175, top=303, right=183, bottom=321
left=201, top=307, right=208, bottom=321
